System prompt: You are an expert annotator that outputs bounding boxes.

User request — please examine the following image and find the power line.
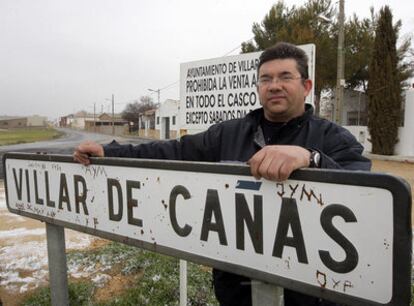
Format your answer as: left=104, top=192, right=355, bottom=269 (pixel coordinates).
left=144, top=37, right=255, bottom=101
left=222, top=37, right=254, bottom=56
left=97, top=37, right=256, bottom=113
left=160, top=81, right=179, bottom=91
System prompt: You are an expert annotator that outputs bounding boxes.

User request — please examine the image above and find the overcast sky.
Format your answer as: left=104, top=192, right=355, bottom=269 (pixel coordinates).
left=1, top=0, right=413, bottom=120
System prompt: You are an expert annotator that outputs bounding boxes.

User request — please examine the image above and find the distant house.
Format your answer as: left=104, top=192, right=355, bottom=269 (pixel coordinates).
left=59, top=114, right=74, bottom=128
left=84, top=113, right=128, bottom=136
left=0, top=116, right=27, bottom=129
left=27, top=115, right=47, bottom=127
left=138, top=108, right=158, bottom=138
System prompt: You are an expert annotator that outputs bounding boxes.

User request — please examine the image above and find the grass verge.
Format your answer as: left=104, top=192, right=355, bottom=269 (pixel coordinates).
left=0, top=128, right=63, bottom=146
left=20, top=242, right=218, bottom=306
left=21, top=241, right=413, bottom=305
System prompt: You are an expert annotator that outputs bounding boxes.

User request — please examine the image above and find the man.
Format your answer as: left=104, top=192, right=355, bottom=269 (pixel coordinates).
left=74, top=42, right=371, bottom=305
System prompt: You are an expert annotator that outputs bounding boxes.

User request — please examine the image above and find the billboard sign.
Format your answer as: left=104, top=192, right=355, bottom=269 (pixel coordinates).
left=179, top=44, right=315, bottom=131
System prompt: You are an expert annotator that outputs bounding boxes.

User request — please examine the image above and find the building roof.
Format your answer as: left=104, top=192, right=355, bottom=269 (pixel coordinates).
left=0, top=116, right=26, bottom=121
left=143, top=109, right=157, bottom=116
left=85, top=118, right=128, bottom=123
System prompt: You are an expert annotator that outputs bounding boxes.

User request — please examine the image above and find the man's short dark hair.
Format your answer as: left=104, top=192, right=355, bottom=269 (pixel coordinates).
left=257, top=42, right=309, bottom=79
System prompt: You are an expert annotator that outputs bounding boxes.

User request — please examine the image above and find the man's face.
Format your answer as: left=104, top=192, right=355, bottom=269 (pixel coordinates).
left=257, top=58, right=312, bottom=122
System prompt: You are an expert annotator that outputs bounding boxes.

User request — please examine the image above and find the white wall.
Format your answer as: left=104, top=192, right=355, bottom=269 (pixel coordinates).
left=27, top=115, right=47, bottom=127
left=395, top=90, right=414, bottom=155
left=71, top=117, right=86, bottom=129
left=343, top=125, right=372, bottom=153
left=156, top=99, right=179, bottom=139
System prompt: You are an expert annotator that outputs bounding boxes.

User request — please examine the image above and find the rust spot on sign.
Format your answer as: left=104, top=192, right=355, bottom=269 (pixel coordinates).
left=316, top=270, right=327, bottom=288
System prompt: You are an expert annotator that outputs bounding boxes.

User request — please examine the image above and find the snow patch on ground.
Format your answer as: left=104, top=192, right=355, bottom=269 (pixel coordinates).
left=0, top=180, right=111, bottom=293
left=0, top=240, right=50, bottom=293
left=92, top=274, right=112, bottom=288
left=0, top=227, right=45, bottom=239
left=0, top=233, right=97, bottom=293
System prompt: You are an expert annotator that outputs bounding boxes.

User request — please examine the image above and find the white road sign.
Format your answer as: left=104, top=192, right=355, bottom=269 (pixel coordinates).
left=179, top=44, right=315, bottom=131
left=3, top=153, right=411, bottom=306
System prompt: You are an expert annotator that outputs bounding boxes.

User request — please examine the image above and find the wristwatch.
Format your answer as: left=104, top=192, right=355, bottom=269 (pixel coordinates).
left=308, top=149, right=321, bottom=168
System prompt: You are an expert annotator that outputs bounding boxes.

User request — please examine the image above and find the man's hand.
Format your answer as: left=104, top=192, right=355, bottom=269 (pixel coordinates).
left=73, top=141, right=104, bottom=165
left=248, top=145, right=311, bottom=181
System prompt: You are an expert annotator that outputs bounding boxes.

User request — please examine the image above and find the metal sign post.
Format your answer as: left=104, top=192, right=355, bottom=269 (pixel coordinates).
left=179, top=259, right=187, bottom=306
left=252, top=281, right=284, bottom=306
left=3, top=153, right=412, bottom=306
left=46, top=223, right=69, bottom=306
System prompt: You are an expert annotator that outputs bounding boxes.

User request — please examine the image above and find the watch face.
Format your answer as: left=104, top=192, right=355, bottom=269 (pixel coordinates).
left=310, top=150, right=320, bottom=167
left=314, top=152, right=320, bottom=167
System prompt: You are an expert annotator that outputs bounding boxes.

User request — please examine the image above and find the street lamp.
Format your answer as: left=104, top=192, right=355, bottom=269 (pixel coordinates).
left=148, top=88, right=161, bottom=105
left=318, top=0, right=345, bottom=125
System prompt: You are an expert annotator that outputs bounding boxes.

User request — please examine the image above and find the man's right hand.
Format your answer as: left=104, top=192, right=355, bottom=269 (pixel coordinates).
left=73, top=141, right=104, bottom=165
left=248, top=145, right=311, bottom=182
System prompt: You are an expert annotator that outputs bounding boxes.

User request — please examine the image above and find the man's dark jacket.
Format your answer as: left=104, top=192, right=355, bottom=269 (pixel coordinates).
left=104, top=105, right=371, bottom=306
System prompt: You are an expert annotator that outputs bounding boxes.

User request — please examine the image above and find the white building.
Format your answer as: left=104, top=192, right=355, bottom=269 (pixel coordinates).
left=344, top=89, right=414, bottom=155
left=155, top=99, right=179, bottom=139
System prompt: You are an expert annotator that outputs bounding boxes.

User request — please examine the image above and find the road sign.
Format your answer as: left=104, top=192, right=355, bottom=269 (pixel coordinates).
left=3, top=153, right=412, bottom=306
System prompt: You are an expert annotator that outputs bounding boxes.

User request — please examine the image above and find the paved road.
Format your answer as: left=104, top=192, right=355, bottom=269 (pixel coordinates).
left=0, top=128, right=151, bottom=179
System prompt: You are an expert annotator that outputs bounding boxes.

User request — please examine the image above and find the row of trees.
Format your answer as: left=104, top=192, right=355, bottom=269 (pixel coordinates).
left=241, top=0, right=413, bottom=154
left=121, top=1, right=412, bottom=154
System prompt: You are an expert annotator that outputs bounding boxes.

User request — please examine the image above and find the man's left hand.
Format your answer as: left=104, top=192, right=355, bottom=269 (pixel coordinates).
left=248, top=145, right=311, bottom=181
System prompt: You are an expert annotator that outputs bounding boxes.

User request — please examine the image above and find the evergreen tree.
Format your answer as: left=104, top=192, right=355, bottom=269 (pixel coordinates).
left=243, top=1, right=412, bottom=121
left=367, top=6, right=402, bottom=155
left=241, top=0, right=377, bottom=115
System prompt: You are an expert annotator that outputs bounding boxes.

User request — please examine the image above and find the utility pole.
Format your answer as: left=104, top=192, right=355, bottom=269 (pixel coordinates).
left=112, top=94, right=115, bottom=135
left=335, top=0, right=345, bottom=125
left=93, top=103, right=96, bottom=133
